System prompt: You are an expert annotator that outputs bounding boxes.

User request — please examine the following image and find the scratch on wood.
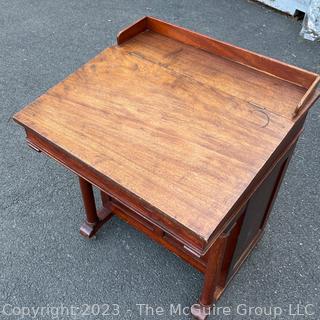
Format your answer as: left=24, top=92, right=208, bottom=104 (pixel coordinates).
left=164, top=48, right=183, bottom=59
left=248, top=101, right=270, bottom=128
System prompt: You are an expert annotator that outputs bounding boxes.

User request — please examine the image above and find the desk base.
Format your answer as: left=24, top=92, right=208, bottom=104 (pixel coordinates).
left=79, top=177, right=113, bottom=238
left=80, top=207, right=113, bottom=238
left=77, top=138, right=297, bottom=320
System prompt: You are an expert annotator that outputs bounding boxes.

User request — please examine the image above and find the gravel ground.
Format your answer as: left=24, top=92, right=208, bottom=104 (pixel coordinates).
left=0, top=1, right=319, bottom=319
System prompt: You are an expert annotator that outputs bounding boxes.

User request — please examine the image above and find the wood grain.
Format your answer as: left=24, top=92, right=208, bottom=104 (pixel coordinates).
left=13, top=19, right=318, bottom=244
left=118, top=17, right=318, bottom=89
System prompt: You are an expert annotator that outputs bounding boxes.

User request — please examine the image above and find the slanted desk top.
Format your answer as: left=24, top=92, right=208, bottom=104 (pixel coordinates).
left=14, top=17, right=319, bottom=254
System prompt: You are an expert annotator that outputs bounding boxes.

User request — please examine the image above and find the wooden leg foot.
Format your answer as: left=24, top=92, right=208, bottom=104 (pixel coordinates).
left=80, top=207, right=113, bottom=239
left=80, top=221, right=96, bottom=238
left=78, top=177, right=113, bottom=239
left=191, top=303, right=211, bottom=320
left=191, top=235, right=228, bottom=319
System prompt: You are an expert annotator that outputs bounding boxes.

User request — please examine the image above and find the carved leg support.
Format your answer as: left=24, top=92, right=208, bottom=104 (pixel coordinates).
left=191, top=234, right=228, bottom=320
left=79, top=177, right=112, bottom=238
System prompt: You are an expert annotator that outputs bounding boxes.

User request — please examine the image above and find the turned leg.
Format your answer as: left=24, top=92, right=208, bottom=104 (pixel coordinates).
left=79, top=176, right=113, bottom=238
left=191, top=234, right=228, bottom=320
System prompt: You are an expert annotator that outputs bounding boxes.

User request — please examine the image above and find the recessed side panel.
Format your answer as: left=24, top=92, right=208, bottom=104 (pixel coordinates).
left=226, top=153, right=290, bottom=281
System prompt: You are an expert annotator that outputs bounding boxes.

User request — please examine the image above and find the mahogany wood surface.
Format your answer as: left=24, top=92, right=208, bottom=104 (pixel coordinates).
left=13, top=17, right=320, bottom=320
left=14, top=16, right=319, bottom=253
left=118, top=17, right=319, bottom=92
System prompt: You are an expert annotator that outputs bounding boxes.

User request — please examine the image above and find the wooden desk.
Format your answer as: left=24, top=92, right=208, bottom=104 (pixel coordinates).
left=13, top=17, right=319, bottom=320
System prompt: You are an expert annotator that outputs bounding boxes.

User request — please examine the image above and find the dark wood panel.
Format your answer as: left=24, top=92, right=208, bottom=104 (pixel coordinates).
left=227, top=152, right=290, bottom=277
